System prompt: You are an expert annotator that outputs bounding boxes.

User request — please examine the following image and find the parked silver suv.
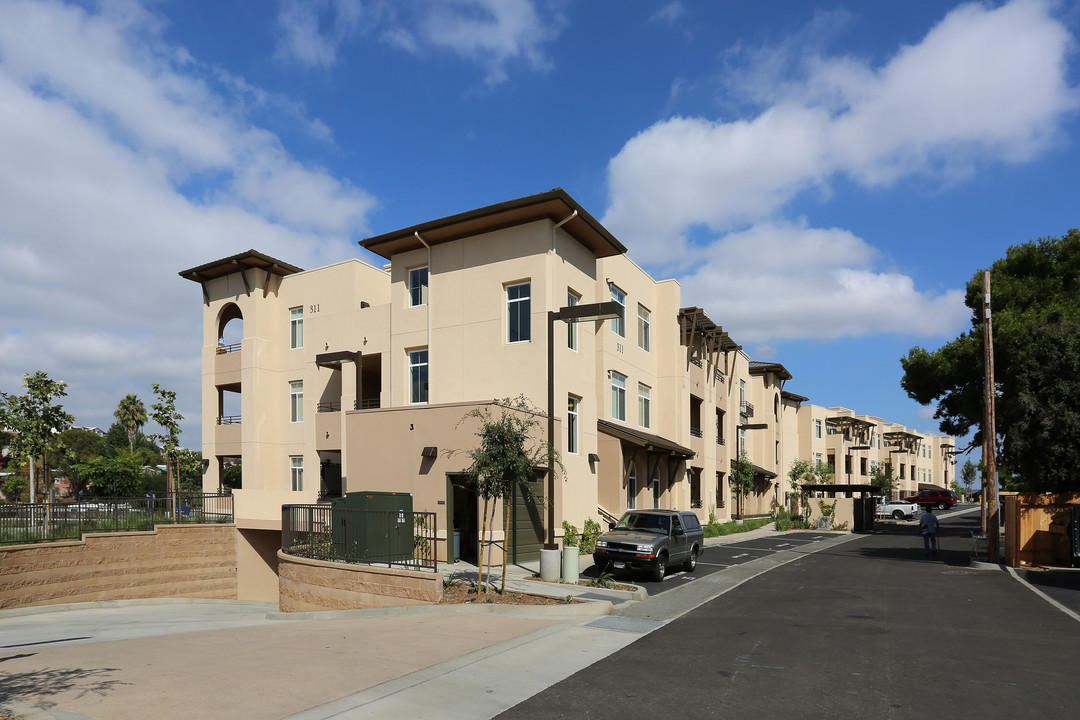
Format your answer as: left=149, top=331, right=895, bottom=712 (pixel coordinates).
left=592, top=509, right=703, bottom=581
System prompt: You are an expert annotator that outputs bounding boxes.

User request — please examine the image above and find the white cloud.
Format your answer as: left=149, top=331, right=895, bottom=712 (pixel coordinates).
left=604, top=0, right=1077, bottom=342
left=0, top=0, right=377, bottom=438
left=275, top=0, right=564, bottom=84
left=650, top=3, right=686, bottom=25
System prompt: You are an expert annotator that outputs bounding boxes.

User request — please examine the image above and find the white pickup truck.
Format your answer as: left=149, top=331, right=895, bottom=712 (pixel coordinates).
left=876, top=500, right=921, bottom=520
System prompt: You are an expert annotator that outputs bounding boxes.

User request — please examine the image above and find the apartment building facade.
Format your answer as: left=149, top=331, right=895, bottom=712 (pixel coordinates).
left=181, top=189, right=955, bottom=599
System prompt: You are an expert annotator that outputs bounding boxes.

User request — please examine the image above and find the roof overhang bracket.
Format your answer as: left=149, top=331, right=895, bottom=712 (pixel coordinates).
left=234, top=260, right=252, bottom=296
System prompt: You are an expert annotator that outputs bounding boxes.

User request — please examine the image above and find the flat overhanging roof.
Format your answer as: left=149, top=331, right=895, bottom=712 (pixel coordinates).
left=598, top=420, right=694, bottom=459
left=749, top=361, right=793, bottom=381
left=179, top=249, right=303, bottom=283
left=731, top=458, right=778, bottom=480
left=359, top=188, right=627, bottom=260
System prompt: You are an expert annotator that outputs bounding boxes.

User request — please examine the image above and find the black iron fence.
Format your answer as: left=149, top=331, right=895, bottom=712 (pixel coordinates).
left=281, top=504, right=437, bottom=572
left=0, top=493, right=233, bottom=546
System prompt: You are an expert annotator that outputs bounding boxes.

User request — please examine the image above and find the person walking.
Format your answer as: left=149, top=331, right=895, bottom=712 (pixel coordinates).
left=920, top=506, right=939, bottom=556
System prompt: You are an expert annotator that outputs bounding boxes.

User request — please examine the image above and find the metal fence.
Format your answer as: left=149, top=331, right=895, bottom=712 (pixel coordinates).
left=281, top=504, right=437, bottom=572
left=0, top=493, right=233, bottom=546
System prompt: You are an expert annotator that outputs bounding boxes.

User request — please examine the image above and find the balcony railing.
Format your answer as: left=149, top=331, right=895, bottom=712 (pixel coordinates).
left=716, top=436, right=726, bottom=446
left=216, top=415, right=241, bottom=425
left=215, top=342, right=241, bottom=354
left=281, top=504, right=437, bottom=572
left=355, top=398, right=381, bottom=410
left=690, top=426, right=703, bottom=438
left=715, top=369, right=726, bottom=384
left=317, top=401, right=341, bottom=412
left=0, top=493, right=233, bottom=546
left=740, top=401, right=754, bottom=418
left=690, top=358, right=702, bottom=368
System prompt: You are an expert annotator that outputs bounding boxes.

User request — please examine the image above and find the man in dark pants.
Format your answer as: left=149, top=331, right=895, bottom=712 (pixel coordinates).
left=920, top=506, right=939, bottom=556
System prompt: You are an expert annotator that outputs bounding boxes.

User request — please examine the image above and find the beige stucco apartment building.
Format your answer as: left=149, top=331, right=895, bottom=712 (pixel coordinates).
left=181, top=189, right=955, bottom=600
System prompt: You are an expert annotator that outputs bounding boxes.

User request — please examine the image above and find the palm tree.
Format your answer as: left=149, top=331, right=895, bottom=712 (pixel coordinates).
left=114, top=393, right=147, bottom=453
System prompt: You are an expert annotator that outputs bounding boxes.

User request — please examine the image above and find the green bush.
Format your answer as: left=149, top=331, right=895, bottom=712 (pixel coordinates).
left=702, top=516, right=774, bottom=537
left=580, top=518, right=602, bottom=554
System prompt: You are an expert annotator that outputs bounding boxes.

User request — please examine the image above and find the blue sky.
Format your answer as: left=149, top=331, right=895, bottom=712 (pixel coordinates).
left=1, top=0, right=1078, bottom=457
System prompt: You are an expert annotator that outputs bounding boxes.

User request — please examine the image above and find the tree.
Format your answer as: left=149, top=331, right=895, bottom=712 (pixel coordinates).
left=149, top=384, right=183, bottom=503
left=961, top=459, right=977, bottom=498
left=901, top=229, right=1080, bottom=492
left=78, top=453, right=144, bottom=497
left=174, top=448, right=203, bottom=493
left=222, top=462, right=242, bottom=490
left=0, top=371, right=74, bottom=502
left=869, top=463, right=898, bottom=498
left=788, top=458, right=834, bottom=516
left=453, top=397, right=558, bottom=594
left=114, top=394, right=148, bottom=453
left=54, top=427, right=109, bottom=498
left=732, top=450, right=754, bottom=520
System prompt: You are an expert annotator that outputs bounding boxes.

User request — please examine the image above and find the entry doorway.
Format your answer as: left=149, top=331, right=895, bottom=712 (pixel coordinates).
left=448, top=474, right=478, bottom=564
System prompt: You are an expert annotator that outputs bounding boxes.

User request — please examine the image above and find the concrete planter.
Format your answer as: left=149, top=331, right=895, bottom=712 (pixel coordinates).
left=539, top=548, right=561, bottom=582
left=562, top=546, right=580, bottom=583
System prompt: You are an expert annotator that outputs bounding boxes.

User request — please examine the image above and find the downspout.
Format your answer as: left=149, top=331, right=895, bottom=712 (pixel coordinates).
left=414, top=231, right=432, bottom=356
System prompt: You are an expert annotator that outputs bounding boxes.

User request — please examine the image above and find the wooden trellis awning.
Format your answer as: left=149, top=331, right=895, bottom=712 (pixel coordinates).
left=678, top=307, right=740, bottom=369
left=883, top=430, right=922, bottom=453
left=826, top=416, right=876, bottom=446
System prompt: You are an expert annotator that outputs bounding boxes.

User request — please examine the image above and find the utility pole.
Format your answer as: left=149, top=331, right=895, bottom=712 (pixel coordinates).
left=982, top=271, right=999, bottom=562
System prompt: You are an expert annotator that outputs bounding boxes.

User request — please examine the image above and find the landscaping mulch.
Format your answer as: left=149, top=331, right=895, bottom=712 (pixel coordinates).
left=528, top=575, right=639, bottom=592
left=438, top=583, right=580, bottom=605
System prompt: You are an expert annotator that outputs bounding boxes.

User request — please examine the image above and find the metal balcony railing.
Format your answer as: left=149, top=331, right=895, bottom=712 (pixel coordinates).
left=690, top=358, right=702, bottom=368
left=740, top=401, right=754, bottom=418
left=355, top=398, right=381, bottom=410
left=690, top=426, right=703, bottom=438
left=717, top=436, right=726, bottom=446
left=317, top=401, right=341, bottom=412
left=216, top=415, right=241, bottom=425
left=215, top=342, right=241, bottom=354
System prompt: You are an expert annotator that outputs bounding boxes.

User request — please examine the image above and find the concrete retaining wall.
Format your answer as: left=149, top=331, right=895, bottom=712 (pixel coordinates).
left=278, top=551, right=442, bottom=612
left=0, top=525, right=238, bottom=610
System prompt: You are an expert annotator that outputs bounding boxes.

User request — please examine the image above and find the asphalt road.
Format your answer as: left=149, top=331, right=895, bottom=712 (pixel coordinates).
left=500, top=511, right=1080, bottom=719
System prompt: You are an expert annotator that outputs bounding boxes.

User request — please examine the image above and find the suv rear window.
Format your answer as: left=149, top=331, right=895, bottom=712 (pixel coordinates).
left=681, top=513, right=701, bottom=531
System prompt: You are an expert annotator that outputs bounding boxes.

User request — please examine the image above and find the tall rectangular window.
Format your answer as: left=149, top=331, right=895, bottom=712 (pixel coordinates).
left=290, top=456, right=304, bottom=491
left=290, top=381, right=303, bottom=423
left=409, top=349, right=428, bottom=404
left=815, top=452, right=823, bottom=466
left=290, top=307, right=303, bottom=349
left=637, top=305, right=650, bottom=351
left=567, top=395, right=579, bottom=454
left=567, top=290, right=579, bottom=350
left=611, top=371, right=626, bottom=421
left=815, top=419, right=822, bottom=439
left=609, top=283, right=625, bottom=337
left=408, top=266, right=428, bottom=307
left=638, top=383, right=651, bottom=429
left=506, top=282, right=531, bottom=343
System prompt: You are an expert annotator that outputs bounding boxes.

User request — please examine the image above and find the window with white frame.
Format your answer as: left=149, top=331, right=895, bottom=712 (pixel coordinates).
left=609, top=283, right=626, bottom=337
left=290, top=307, right=303, bottom=349
left=637, top=304, right=650, bottom=351
left=815, top=452, right=823, bottom=466
left=408, top=266, right=428, bottom=307
left=627, top=463, right=637, bottom=510
left=409, top=349, right=428, bottom=404
left=567, top=290, right=579, bottom=350
left=638, top=383, right=651, bottom=429
left=567, top=395, right=579, bottom=454
left=290, top=381, right=303, bottom=423
left=506, top=282, right=531, bottom=343
left=611, top=371, right=627, bottom=421
left=290, top=455, right=304, bottom=491
left=815, top=419, right=822, bottom=438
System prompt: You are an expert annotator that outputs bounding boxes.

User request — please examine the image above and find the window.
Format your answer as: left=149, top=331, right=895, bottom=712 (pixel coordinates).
left=290, top=455, right=304, bottom=491
left=739, top=379, right=746, bottom=406
left=652, top=466, right=661, bottom=509
left=716, top=472, right=725, bottom=508
left=409, top=349, right=428, bottom=404
left=506, top=282, right=531, bottom=343
left=815, top=452, right=823, bottom=467
left=638, top=384, right=651, bottom=429
left=408, top=266, right=428, bottom=307
left=567, top=290, right=579, bottom=350
left=611, top=371, right=627, bottom=421
left=609, top=284, right=625, bottom=337
left=637, top=305, right=650, bottom=351
left=290, top=381, right=303, bottom=423
left=815, top=419, right=822, bottom=439
left=567, top=395, right=579, bottom=454
left=290, top=307, right=303, bottom=349
left=627, top=464, right=637, bottom=510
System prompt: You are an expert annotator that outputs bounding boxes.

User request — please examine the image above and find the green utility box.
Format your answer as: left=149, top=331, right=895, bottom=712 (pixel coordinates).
left=331, top=491, right=414, bottom=563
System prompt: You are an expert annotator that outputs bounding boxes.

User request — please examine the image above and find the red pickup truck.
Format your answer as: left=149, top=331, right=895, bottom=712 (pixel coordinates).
left=903, top=489, right=958, bottom=510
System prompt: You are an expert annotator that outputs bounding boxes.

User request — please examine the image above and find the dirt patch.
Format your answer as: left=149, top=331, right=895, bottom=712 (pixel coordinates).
left=438, top=583, right=579, bottom=605
left=528, top=575, right=639, bottom=592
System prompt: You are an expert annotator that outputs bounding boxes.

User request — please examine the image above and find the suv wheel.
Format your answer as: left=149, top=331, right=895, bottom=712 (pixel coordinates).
left=652, top=552, right=667, bottom=582
left=892, top=510, right=905, bottom=520
left=937, top=502, right=947, bottom=510
left=683, top=544, right=698, bottom=572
